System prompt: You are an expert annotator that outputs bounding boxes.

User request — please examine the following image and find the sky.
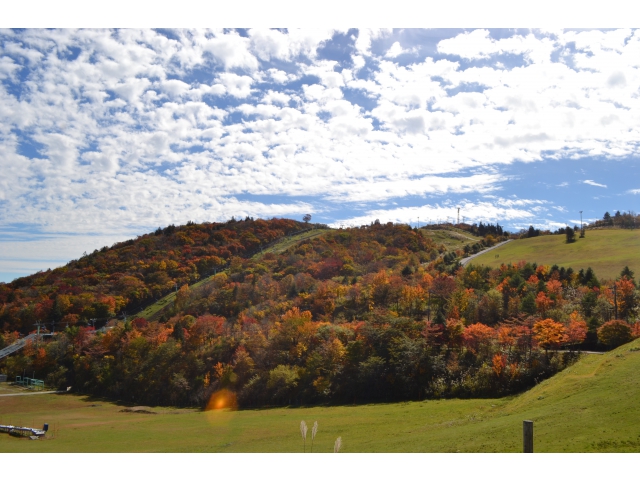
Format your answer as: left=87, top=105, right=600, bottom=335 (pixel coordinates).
left=1, top=26, right=640, bottom=282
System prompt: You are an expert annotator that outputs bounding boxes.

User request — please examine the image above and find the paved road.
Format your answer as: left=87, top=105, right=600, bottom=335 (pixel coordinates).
left=0, top=390, right=66, bottom=397
left=460, top=239, right=512, bottom=266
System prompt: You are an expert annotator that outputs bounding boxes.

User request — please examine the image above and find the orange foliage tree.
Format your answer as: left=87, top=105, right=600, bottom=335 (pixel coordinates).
left=533, top=318, right=566, bottom=352
left=463, top=323, right=496, bottom=356
left=535, top=292, right=553, bottom=316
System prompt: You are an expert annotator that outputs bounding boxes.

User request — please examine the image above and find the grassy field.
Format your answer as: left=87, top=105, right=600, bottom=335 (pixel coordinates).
left=468, top=229, right=640, bottom=280
left=136, top=229, right=331, bottom=320
left=3, top=338, right=640, bottom=452
left=419, top=227, right=479, bottom=251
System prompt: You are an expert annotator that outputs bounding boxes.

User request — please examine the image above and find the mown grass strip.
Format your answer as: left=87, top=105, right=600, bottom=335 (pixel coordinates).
left=136, top=229, right=331, bottom=320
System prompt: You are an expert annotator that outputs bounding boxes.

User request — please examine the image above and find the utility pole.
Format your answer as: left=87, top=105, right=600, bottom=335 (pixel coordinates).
left=580, top=211, right=584, bottom=238
left=32, top=321, right=42, bottom=348
left=457, top=207, right=460, bottom=226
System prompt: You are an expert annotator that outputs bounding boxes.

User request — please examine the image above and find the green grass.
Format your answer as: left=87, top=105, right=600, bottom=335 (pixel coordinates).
left=137, top=292, right=178, bottom=320
left=419, top=227, right=479, bottom=251
left=3, top=338, right=640, bottom=452
left=468, top=229, right=640, bottom=280
left=136, top=229, right=331, bottom=320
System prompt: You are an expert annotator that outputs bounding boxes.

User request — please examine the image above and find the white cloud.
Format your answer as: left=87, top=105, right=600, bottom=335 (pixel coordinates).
left=201, top=31, right=259, bottom=71
left=437, top=29, right=557, bottom=63
left=583, top=179, right=607, bottom=188
left=384, top=41, right=417, bottom=58
left=0, top=56, right=21, bottom=80
left=159, top=79, right=191, bottom=98
left=3, top=28, right=640, bottom=277
left=218, top=73, right=254, bottom=98
left=354, top=28, right=392, bottom=56
left=262, top=90, right=290, bottom=105
left=249, top=29, right=334, bottom=61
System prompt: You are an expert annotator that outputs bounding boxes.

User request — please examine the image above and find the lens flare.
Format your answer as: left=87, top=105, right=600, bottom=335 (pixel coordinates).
left=204, top=389, right=238, bottom=427
left=205, top=389, right=238, bottom=412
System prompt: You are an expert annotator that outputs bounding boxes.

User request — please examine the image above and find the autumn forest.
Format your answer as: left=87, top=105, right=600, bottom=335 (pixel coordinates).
left=1, top=218, right=638, bottom=408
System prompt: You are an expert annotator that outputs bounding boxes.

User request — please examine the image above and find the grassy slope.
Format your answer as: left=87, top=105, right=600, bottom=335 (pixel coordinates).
left=3, top=338, right=640, bottom=452
left=137, top=228, right=331, bottom=320
left=419, top=227, right=479, bottom=251
left=255, top=228, right=330, bottom=257
left=467, top=229, right=640, bottom=280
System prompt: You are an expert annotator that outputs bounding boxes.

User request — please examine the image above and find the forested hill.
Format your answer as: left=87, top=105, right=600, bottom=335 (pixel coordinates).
left=163, top=221, right=441, bottom=325
left=3, top=220, right=639, bottom=408
left=0, top=218, right=309, bottom=333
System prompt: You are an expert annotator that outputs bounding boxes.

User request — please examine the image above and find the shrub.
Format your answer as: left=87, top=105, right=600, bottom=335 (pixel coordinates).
left=597, top=320, right=632, bottom=348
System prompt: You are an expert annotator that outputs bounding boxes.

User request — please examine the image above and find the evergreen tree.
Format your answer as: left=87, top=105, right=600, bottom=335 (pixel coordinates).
left=565, top=227, right=576, bottom=243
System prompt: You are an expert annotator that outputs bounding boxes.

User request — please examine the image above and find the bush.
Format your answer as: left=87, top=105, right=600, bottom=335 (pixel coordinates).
left=597, top=320, right=632, bottom=348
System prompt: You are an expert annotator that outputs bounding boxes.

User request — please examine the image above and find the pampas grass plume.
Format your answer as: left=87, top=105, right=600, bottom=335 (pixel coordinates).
left=334, top=436, right=342, bottom=453
left=311, top=421, right=318, bottom=452
left=300, top=420, right=308, bottom=452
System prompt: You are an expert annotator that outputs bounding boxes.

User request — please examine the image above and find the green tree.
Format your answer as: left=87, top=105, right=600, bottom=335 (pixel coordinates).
left=477, top=289, right=503, bottom=325
left=620, top=266, right=636, bottom=286
left=597, top=320, right=632, bottom=348
left=521, top=292, right=537, bottom=315
left=267, top=365, right=299, bottom=404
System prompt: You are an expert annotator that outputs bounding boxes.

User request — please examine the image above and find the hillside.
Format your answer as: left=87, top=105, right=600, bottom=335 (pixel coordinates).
left=3, top=339, right=640, bottom=452
left=2, top=221, right=639, bottom=411
left=467, top=229, right=640, bottom=280
left=136, top=228, right=331, bottom=321
left=0, top=218, right=310, bottom=333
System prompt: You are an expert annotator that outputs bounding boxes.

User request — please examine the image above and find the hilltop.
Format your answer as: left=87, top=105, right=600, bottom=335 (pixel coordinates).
left=0, top=218, right=312, bottom=333
left=418, top=225, right=480, bottom=251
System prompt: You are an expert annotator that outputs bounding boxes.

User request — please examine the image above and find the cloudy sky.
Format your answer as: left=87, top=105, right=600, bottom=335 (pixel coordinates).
left=1, top=26, right=640, bottom=282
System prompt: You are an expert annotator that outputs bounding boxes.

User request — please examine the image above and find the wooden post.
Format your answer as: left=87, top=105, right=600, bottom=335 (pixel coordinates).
left=523, top=420, right=533, bottom=453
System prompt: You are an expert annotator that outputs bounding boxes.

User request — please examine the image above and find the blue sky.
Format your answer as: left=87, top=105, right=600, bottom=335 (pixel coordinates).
left=1, top=27, right=640, bottom=282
